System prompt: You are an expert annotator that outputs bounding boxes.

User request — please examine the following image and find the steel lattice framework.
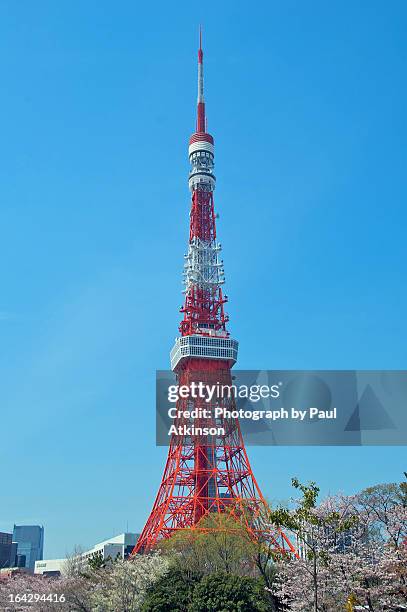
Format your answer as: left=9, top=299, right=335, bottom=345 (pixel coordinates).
left=133, top=32, right=296, bottom=556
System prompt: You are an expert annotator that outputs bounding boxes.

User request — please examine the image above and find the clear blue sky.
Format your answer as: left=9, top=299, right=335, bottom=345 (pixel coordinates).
left=0, top=1, right=406, bottom=559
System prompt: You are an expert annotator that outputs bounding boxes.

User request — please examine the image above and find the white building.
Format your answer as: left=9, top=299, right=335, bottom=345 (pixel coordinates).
left=34, top=532, right=139, bottom=576
left=34, top=558, right=66, bottom=576
left=79, top=532, right=139, bottom=565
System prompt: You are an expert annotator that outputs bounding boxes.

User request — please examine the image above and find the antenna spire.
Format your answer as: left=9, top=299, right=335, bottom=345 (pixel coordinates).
left=197, top=26, right=205, bottom=132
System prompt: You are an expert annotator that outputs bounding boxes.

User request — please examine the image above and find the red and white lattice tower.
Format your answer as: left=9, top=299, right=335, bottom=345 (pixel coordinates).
left=133, top=32, right=296, bottom=555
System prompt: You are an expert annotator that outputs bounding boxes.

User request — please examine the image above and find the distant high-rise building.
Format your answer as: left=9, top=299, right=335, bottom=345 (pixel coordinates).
left=12, top=525, right=44, bottom=571
left=0, top=532, right=17, bottom=569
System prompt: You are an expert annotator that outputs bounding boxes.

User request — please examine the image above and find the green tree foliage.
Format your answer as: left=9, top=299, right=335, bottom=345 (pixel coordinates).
left=189, top=571, right=270, bottom=612
left=141, top=567, right=202, bottom=612
left=87, top=550, right=105, bottom=570
left=160, top=512, right=258, bottom=577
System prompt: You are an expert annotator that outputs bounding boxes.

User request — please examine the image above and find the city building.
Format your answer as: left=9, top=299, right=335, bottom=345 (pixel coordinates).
left=79, top=532, right=139, bottom=564
left=34, top=558, right=66, bottom=577
left=0, top=532, right=17, bottom=569
left=296, top=521, right=363, bottom=559
left=0, top=567, right=31, bottom=580
left=13, top=525, right=44, bottom=571
left=34, top=532, right=139, bottom=577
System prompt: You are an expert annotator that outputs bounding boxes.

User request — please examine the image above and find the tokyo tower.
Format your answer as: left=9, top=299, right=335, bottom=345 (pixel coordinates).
left=134, top=32, right=296, bottom=555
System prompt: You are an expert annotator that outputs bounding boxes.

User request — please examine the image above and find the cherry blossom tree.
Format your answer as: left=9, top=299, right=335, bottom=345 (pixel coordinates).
left=266, top=477, right=407, bottom=612
left=0, top=554, right=168, bottom=612
left=89, top=554, right=169, bottom=612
